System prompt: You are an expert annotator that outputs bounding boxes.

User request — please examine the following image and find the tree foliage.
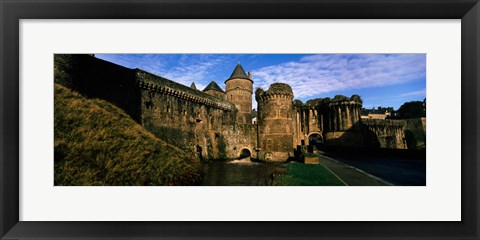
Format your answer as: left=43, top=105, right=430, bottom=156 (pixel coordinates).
left=397, top=101, right=426, bottom=119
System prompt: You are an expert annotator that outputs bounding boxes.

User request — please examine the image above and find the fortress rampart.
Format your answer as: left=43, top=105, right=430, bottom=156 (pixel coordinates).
left=54, top=54, right=142, bottom=122
left=256, top=83, right=294, bottom=161
left=54, top=54, right=426, bottom=163
left=362, top=118, right=426, bottom=150
left=54, top=54, right=247, bottom=160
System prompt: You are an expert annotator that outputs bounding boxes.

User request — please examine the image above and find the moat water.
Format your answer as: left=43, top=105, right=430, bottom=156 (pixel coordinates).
left=201, top=158, right=287, bottom=186
left=200, top=151, right=426, bottom=186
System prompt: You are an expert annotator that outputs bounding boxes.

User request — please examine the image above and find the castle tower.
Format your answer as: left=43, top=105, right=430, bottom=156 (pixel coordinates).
left=326, top=95, right=362, bottom=132
left=202, top=81, right=226, bottom=99
left=322, top=95, right=364, bottom=147
left=225, top=63, right=253, bottom=124
left=255, top=83, right=294, bottom=162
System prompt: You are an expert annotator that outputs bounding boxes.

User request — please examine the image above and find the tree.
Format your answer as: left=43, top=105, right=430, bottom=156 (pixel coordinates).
left=397, top=101, right=426, bottom=119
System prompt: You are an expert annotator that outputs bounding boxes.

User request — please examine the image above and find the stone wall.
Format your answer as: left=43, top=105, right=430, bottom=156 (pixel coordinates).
left=55, top=54, right=425, bottom=163
left=362, top=118, right=426, bottom=150
left=136, top=70, right=236, bottom=160
left=293, top=106, right=323, bottom=147
left=326, top=98, right=362, bottom=132
left=204, top=89, right=226, bottom=99
left=322, top=99, right=364, bottom=147
left=362, top=119, right=407, bottom=149
left=54, top=54, right=142, bottom=122
left=222, top=124, right=257, bottom=159
left=256, top=83, right=294, bottom=162
left=225, top=78, right=253, bottom=124
left=54, top=54, right=255, bottom=161
left=403, top=118, right=426, bottom=150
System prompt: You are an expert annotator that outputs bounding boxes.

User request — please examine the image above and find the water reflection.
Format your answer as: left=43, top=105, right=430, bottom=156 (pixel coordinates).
left=201, top=158, right=286, bottom=186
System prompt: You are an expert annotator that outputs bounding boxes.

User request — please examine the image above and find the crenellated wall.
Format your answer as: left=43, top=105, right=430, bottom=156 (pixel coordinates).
left=54, top=54, right=257, bottom=161
left=55, top=54, right=426, bottom=165
left=292, top=96, right=364, bottom=148
left=136, top=70, right=237, bottom=160
left=326, top=99, right=362, bottom=132
left=322, top=97, right=364, bottom=147
left=256, top=83, right=294, bottom=162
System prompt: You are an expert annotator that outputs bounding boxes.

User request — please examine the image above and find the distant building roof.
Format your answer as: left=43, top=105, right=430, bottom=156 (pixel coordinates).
left=190, top=82, right=197, bottom=90
left=361, top=107, right=394, bottom=116
left=226, top=63, right=252, bottom=82
left=203, top=81, right=224, bottom=93
left=365, top=113, right=388, bottom=120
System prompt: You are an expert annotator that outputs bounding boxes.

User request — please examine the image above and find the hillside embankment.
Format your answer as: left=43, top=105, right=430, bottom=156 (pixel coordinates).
left=54, top=83, right=203, bottom=185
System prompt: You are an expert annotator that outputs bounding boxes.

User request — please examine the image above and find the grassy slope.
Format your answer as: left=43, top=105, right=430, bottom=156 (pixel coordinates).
left=54, top=83, right=202, bottom=186
left=280, top=162, right=345, bottom=186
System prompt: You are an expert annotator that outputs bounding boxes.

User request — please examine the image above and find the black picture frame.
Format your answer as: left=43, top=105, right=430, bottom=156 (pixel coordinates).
left=1, top=0, right=479, bottom=239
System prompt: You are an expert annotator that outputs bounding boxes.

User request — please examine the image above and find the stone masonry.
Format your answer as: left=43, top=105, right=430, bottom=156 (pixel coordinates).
left=54, top=54, right=426, bottom=163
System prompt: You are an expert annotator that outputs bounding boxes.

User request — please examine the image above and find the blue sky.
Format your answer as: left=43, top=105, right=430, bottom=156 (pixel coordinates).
left=95, top=54, right=426, bottom=110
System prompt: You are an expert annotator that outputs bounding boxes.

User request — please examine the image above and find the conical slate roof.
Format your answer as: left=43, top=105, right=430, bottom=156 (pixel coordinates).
left=190, top=82, right=197, bottom=90
left=203, top=81, right=224, bottom=93
left=227, top=63, right=252, bottom=81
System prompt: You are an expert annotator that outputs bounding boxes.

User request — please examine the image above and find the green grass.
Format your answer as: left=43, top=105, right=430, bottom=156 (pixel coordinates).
left=54, top=83, right=202, bottom=186
left=278, top=162, right=345, bottom=186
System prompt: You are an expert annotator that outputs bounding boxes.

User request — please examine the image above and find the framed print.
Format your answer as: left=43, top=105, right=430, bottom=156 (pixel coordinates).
left=1, top=0, right=479, bottom=239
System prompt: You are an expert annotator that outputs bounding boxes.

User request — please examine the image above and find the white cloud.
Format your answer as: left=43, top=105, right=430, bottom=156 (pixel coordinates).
left=398, top=89, right=426, bottom=98
left=252, top=54, right=426, bottom=100
left=156, top=55, right=227, bottom=90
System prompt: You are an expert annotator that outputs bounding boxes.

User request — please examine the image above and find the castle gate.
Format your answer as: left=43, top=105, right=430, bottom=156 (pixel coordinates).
left=308, top=132, right=323, bottom=149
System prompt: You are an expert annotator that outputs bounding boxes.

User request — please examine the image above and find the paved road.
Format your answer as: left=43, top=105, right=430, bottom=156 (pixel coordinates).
left=318, top=150, right=426, bottom=186
left=319, top=154, right=390, bottom=186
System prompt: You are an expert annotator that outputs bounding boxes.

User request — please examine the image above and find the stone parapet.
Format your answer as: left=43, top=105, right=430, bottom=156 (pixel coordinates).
left=255, top=92, right=294, bottom=102
left=328, top=101, right=363, bottom=107
left=136, top=70, right=234, bottom=112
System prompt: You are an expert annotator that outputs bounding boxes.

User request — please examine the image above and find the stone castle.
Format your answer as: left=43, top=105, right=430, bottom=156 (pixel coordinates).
left=54, top=54, right=426, bottom=162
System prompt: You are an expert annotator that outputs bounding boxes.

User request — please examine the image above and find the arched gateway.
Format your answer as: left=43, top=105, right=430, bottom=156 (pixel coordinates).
left=239, top=148, right=251, bottom=159
left=308, top=133, right=323, bottom=149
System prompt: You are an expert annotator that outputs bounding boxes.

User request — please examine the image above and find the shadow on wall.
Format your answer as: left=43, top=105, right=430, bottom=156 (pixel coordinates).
left=322, top=124, right=426, bottom=160
left=361, top=118, right=426, bottom=150
left=323, top=125, right=380, bottom=149
left=323, top=121, right=426, bottom=152
left=404, top=130, right=417, bottom=150
left=361, top=125, right=382, bottom=148
left=54, top=54, right=143, bottom=122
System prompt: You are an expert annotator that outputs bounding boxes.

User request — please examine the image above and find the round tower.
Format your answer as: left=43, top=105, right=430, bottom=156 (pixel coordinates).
left=327, top=95, right=362, bottom=132
left=255, top=83, right=294, bottom=162
left=322, top=94, right=364, bottom=147
left=225, top=63, right=253, bottom=124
